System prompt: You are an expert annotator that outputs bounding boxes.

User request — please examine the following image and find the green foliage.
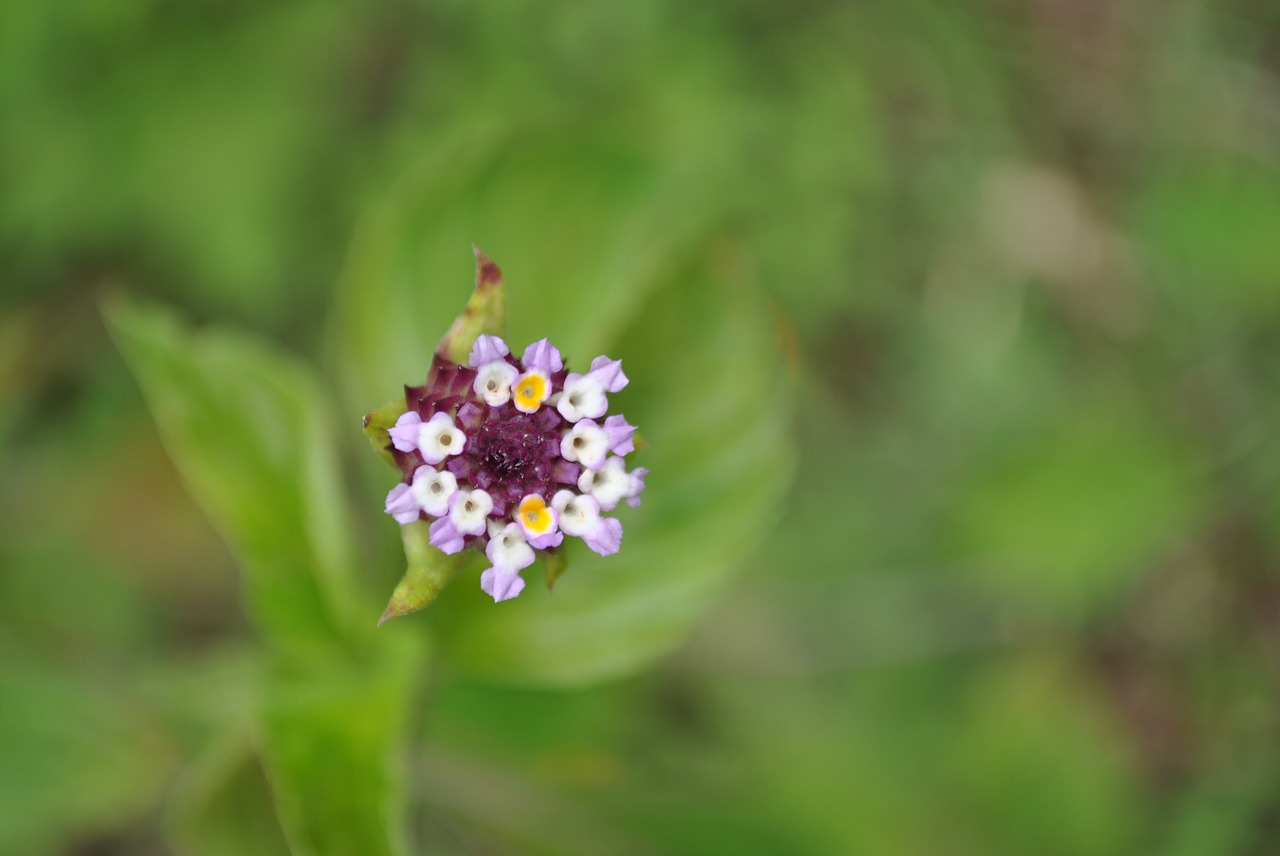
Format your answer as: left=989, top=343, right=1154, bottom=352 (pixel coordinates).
left=105, top=299, right=367, bottom=656
left=4, top=0, right=1280, bottom=853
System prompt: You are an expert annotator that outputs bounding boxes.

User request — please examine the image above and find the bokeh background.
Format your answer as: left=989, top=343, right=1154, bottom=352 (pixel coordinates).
left=4, top=1, right=1280, bottom=854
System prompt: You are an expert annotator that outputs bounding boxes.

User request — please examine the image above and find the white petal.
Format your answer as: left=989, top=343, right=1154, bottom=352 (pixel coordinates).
left=449, top=489, right=493, bottom=535
left=410, top=466, right=457, bottom=517
left=419, top=412, right=466, bottom=465
left=486, top=523, right=535, bottom=573
left=577, top=456, right=630, bottom=510
left=472, top=360, right=518, bottom=406
left=560, top=419, right=608, bottom=470
left=553, top=491, right=603, bottom=538
left=556, top=375, right=608, bottom=423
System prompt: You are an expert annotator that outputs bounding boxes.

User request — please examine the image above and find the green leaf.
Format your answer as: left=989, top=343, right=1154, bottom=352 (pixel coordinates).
left=166, top=734, right=292, bottom=856
left=257, top=636, right=422, bottom=856
left=105, top=298, right=366, bottom=655
left=542, top=551, right=568, bottom=592
left=0, top=659, right=178, bottom=854
left=944, top=398, right=1205, bottom=617
left=378, top=520, right=473, bottom=625
left=363, top=397, right=407, bottom=471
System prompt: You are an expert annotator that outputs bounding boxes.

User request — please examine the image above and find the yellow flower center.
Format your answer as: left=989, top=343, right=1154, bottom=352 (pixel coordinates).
left=512, top=371, right=549, bottom=413
left=519, top=495, right=554, bottom=535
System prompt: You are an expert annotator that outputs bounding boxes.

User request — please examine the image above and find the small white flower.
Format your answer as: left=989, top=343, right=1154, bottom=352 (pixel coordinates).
left=556, top=374, right=607, bottom=423
left=577, top=456, right=631, bottom=510
left=409, top=466, right=458, bottom=517
left=486, top=522, right=535, bottom=573
left=473, top=360, right=519, bottom=406
left=560, top=419, right=609, bottom=470
left=553, top=489, right=602, bottom=537
left=480, top=522, right=535, bottom=602
left=449, top=488, right=493, bottom=535
left=419, top=412, right=466, bottom=465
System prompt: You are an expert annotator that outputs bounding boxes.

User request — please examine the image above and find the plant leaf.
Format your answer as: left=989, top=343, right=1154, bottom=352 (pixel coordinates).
left=0, top=660, right=178, bottom=854
left=378, top=520, right=474, bottom=624
left=363, top=397, right=407, bottom=471
left=257, top=636, right=421, bottom=856
left=105, top=298, right=366, bottom=655
left=165, top=734, right=292, bottom=856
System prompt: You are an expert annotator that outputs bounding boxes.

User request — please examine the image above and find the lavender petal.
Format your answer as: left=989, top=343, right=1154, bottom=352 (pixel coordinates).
left=521, top=338, right=564, bottom=374
left=468, top=334, right=510, bottom=368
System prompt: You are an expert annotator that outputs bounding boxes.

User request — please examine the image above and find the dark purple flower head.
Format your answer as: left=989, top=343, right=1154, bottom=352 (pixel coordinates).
left=384, top=335, right=644, bottom=602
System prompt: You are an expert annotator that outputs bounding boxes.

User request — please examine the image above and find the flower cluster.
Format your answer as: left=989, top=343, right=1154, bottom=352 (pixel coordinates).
left=383, top=335, right=646, bottom=602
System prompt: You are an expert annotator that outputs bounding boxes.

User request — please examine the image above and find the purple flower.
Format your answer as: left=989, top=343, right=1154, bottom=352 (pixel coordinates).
left=383, top=335, right=645, bottom=602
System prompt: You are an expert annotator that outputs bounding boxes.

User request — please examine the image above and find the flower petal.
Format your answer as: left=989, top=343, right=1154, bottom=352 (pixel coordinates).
left=511, top=370, right=551, bottom=414
left=560, top=419, right=609, bottom=470
left=521, top=338, right=563, bottom=374
left=602, top=414, right=636, bottom=456
left=587, top=355, right=628, bottom=393
left=410, top=465, right=458, bottom=517
left=480, top=567, right=526, bottom=602
left=486, top=522, right=536, bottom=573
left=577, top=456, right=630, bottom=511
left=388, top=410, right=423, bottom=453
left=468, top=334, right=510, bottom=368
left=626, top=467, right=648, bottom=508
left=419, top=412, right=466, bottom=465
left=473, top=360, right=518, bottom=406
left=384, top=483, right=421, bottom=524
left=449, top=488, right=493, bottom=535
left=428, top=516, right=465, bottom=554
left=556, top=374, right=607, bottom=422
left=585, top=517, right=623, bottom=556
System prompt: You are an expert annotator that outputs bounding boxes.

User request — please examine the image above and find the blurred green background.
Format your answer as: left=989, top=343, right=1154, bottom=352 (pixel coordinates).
left=4, top=0, right=1280, bottom=854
